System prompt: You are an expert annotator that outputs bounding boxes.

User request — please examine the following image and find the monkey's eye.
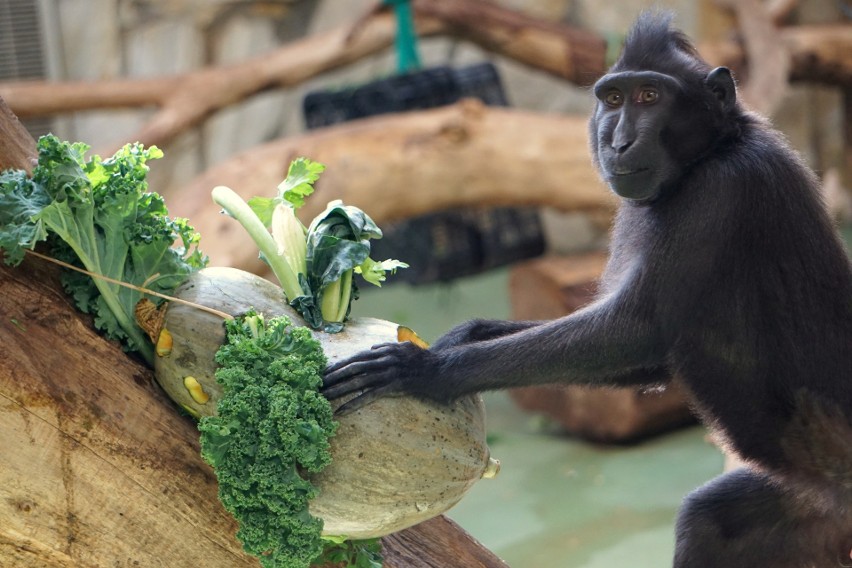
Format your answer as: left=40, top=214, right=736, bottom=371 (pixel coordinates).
left=638, top=88, right=659, bottom=103
left=603, top=91, right=624, bottom=107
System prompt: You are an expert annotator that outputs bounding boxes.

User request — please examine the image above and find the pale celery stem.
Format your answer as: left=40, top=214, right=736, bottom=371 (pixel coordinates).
left=320, top=278, right=341, bottom=323
left=211, top=186, right=303, bottom=300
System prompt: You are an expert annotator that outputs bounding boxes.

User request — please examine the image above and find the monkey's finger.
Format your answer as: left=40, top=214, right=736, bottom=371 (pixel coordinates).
left=333, top=383, right=402, bottom=416
left=324, top=343, right=400, bottom=375
left=323, top=377, right=371, bottom=400
left=322, top=362, right=397, bottom=397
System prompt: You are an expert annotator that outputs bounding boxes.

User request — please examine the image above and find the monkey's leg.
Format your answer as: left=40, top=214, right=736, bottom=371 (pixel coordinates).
left=673, top=468, right=852, bottom=568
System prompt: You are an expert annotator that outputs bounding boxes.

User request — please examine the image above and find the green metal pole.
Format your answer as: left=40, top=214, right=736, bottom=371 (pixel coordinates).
left=383, top=0, right=421, bottom=73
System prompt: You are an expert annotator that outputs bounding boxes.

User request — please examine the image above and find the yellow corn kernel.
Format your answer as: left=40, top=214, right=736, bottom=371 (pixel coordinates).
left=183, top=376, right=210, bottom=405
left=156, top=328, right=173, bottom=357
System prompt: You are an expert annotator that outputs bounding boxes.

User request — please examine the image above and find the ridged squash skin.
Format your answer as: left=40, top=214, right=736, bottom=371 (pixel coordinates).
left=153, top=267, right=496, bottom=538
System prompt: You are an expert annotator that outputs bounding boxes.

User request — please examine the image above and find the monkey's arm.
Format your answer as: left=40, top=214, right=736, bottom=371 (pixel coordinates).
left=323, top=291, right=665, bottom=414
left=430, top=319, right=542, bottom=350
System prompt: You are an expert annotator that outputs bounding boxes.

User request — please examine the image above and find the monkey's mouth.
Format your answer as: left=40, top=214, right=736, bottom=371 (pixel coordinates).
left=611, top=167, right=650, bottom=177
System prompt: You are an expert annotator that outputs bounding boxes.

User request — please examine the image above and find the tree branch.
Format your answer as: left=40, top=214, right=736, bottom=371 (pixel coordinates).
left=714, top=0, right=791, bottom=116
left=169, top=100, right=615, bottom=274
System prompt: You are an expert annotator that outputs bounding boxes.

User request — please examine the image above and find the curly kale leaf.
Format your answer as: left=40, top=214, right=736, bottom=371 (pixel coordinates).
left=0, top=135, right=206, bottom=363
left=199, top=312, right=337, bottom=568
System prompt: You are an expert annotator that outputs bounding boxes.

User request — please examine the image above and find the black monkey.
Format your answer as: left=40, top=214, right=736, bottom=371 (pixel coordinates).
left=324, top=12, right=852, bottom=567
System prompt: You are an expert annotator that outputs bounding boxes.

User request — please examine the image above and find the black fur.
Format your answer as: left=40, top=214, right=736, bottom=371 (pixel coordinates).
left=325, top=12, right=852, bottom=566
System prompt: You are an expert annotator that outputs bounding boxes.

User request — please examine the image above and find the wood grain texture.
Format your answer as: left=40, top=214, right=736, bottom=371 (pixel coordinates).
left=0, top=256, right=258, bottom=567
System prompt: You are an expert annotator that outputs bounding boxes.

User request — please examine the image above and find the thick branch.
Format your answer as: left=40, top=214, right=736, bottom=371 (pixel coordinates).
left=698, top=24, right=852, bottom=87
left=169, top=100, right=614, bottom=273
left=0, top=0, right=604, bottom=153
left=411, top=0, right=606, bottom=84
left=716, top=0, right=791, bottom=116
left=783, top=25, right=852, bottom=86
left=1, top=0, right=848, bottom=154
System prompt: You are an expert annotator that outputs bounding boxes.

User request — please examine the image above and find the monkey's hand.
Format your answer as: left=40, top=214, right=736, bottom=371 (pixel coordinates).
left=431, top=319, right=540, bottom=351
left=323, top=341, right=442, bottom=415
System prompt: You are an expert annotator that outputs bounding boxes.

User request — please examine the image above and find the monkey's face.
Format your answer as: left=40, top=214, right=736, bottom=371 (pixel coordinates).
left=590, top=68, right=732, bottom=203
left=590, top=70, right=684, bottom=202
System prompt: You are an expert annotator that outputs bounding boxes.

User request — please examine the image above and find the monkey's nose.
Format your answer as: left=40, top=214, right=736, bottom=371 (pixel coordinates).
left=612, top=140, right=634, bottom=154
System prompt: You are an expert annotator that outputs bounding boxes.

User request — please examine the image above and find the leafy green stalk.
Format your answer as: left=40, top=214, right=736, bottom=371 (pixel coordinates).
left=199, top=312, right=337, bottom=568
left=211, top=185, right=304, bottom=300
left=306, top=200, right=408, bottom=330
left=334, top=269, right=353, bottom=322
left=0, top=135, right=206, bottom=364
left=215, top=158, right=407, bottom=332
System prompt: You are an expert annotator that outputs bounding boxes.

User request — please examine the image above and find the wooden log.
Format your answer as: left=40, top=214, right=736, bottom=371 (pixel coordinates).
left=698, top=24, right=852, bottom=87
left=169, top=100, right=616, bottom=275
left=508, top=253, right=695, bottom=443
left=0, top=255, right=257, bottom=567
left=383, top=515, right=508, bottom=568
left=0, top=96, right=37, bottom=173
left=715, top=0, right=791, bottom=116
left=0, top=99, right=507, bottom=568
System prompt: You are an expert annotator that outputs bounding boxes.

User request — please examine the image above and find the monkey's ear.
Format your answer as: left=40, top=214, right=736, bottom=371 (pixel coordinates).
left=705, top=67, right=736, bottom=111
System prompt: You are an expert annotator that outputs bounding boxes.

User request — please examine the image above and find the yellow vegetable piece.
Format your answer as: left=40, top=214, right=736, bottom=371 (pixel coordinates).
left=183, top=376, right=210, bottom=404
left=180, top=403, right=201, bottom=419
left=397, top=326, right=429, bottom=349
left=156, top=328, right=173, bottom=357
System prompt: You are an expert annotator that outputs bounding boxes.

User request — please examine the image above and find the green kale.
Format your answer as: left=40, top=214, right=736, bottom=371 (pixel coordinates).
left=0, top=135, right=206, bottom=363
left=198, top=312, right=337, bottom=568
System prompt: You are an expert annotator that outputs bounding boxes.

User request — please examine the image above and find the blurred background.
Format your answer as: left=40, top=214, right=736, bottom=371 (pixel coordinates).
left=2, top=0, right=850, bottom=566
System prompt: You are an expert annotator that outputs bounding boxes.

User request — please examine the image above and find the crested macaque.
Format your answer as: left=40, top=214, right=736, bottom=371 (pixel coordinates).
left=324, top=12, right=852, bottom=567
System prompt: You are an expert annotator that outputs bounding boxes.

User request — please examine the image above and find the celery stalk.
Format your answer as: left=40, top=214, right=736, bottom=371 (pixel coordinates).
left=334, top=270, right=353, bottom=322
left=320, top=269, right=353, bottom=324
left=212, top=186, right=304, bottom=301
left=320, top=278, right=342, bottom=323
left=271, top=203, right=307, bottom=277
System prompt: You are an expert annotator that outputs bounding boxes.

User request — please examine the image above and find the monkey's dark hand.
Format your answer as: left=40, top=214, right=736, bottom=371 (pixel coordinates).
left=323, top=341, right=441, bottom=415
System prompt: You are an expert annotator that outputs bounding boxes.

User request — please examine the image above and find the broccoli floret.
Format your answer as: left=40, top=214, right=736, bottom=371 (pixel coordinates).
left=198, top=311, right=337, bottom=568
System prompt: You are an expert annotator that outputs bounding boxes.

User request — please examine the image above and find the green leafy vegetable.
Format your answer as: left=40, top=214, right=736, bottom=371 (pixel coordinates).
left=199, top=311, right=337, bottom=568
left=213, top=157, right=407, bottom=333
left=0, top=135, right=206, bottom=363
left=278, top=158, right=327, bottom=209
left=247, top=158, right=325, bottom=226
left=304, top=200, right=406, bottom=332
left=317, top=538, right=383, bottom=568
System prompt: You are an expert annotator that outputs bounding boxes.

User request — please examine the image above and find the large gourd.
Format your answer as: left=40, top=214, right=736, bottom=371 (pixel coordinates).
left=151, top=267, right=498, bottom=539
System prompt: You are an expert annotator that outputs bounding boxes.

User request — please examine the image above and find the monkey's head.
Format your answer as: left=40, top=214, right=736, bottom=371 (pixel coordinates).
left=589, top=12, right=740, bottom=203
